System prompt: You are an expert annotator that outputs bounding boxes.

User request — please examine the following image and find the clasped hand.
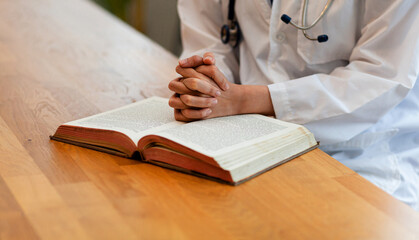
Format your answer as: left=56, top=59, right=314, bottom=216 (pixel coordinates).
left=168, top=52, right=243, bottom=121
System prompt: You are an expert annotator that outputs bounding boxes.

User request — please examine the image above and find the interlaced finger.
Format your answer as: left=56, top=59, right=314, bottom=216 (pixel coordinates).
left=168, top=94, right=189, bottom=109
left=182, top=78, right=221, bottom=98
left=195, top=65, right=229, bottom=91
left=179, top=94, right=217, bottom=108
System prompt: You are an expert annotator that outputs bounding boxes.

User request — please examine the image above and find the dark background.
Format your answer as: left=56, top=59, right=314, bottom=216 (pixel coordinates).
left=91, top=0, right=182, bottom=56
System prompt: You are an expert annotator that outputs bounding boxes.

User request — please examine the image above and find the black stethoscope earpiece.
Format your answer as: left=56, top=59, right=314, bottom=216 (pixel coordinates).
left=317, top=35, right=328, bottom=43
left=281, top=14, right=328, bottom=43
left=280, top=0, right=334, bottom=43
left=221, top=0, right=334, bottom=47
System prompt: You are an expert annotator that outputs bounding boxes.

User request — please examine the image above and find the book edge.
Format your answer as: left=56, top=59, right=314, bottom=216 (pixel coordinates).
left=233, top=143, right=319, bottom=185
left=50, top=135, right=136, bottom=158
left=147, top=143, right=319, bottom=186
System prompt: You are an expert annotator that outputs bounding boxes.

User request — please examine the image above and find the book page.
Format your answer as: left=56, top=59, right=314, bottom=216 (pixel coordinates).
left=154, top=114, right=298, bottom=156
left=65, top=97, right=182, bottom=143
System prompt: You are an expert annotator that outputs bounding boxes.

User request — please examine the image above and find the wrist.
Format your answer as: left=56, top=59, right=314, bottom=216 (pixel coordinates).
left=230, top=84, right=247, bottom=115
left=234, top=85, right=274, bottom=116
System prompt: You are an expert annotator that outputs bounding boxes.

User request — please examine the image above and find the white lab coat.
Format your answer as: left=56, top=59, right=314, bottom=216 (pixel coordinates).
left=177, top=0, right=419, bottom=210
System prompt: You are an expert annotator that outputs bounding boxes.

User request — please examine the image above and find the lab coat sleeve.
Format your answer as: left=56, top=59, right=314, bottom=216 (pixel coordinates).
left=268, top=0, right=419, bottom=145
left=177, top=0, right=240, bottom=83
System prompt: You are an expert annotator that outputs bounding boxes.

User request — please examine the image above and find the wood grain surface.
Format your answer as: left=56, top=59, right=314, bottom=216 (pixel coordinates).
left=0, top=0, right=418, bottom=239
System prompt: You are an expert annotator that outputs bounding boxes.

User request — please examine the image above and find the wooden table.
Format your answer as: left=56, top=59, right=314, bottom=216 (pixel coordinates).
left=0, top=0, right=418, bottom=239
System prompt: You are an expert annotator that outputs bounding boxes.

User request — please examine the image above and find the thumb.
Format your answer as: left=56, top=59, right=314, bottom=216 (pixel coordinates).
left=203, top=52, right=216, bottom=65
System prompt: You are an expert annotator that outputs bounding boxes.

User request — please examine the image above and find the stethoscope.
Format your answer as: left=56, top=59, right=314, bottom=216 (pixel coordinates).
left=221, top=0, right=334, bottom=47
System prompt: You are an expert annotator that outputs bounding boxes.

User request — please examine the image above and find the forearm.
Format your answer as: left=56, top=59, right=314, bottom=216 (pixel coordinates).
left=234, top=85, right=275, bottom=116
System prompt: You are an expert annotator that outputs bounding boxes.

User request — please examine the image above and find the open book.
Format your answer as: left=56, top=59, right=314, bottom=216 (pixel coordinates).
left=51, top=97, right=318, bottom=185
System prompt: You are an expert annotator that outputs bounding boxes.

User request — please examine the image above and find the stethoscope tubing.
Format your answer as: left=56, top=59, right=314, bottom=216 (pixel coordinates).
left=221, top=0, right=335, bottom=46
left=289, top=0, right=334, bottom=31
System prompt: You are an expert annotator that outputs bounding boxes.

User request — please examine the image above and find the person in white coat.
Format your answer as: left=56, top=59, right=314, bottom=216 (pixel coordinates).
left=168, top=0, right=419, bottom=210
